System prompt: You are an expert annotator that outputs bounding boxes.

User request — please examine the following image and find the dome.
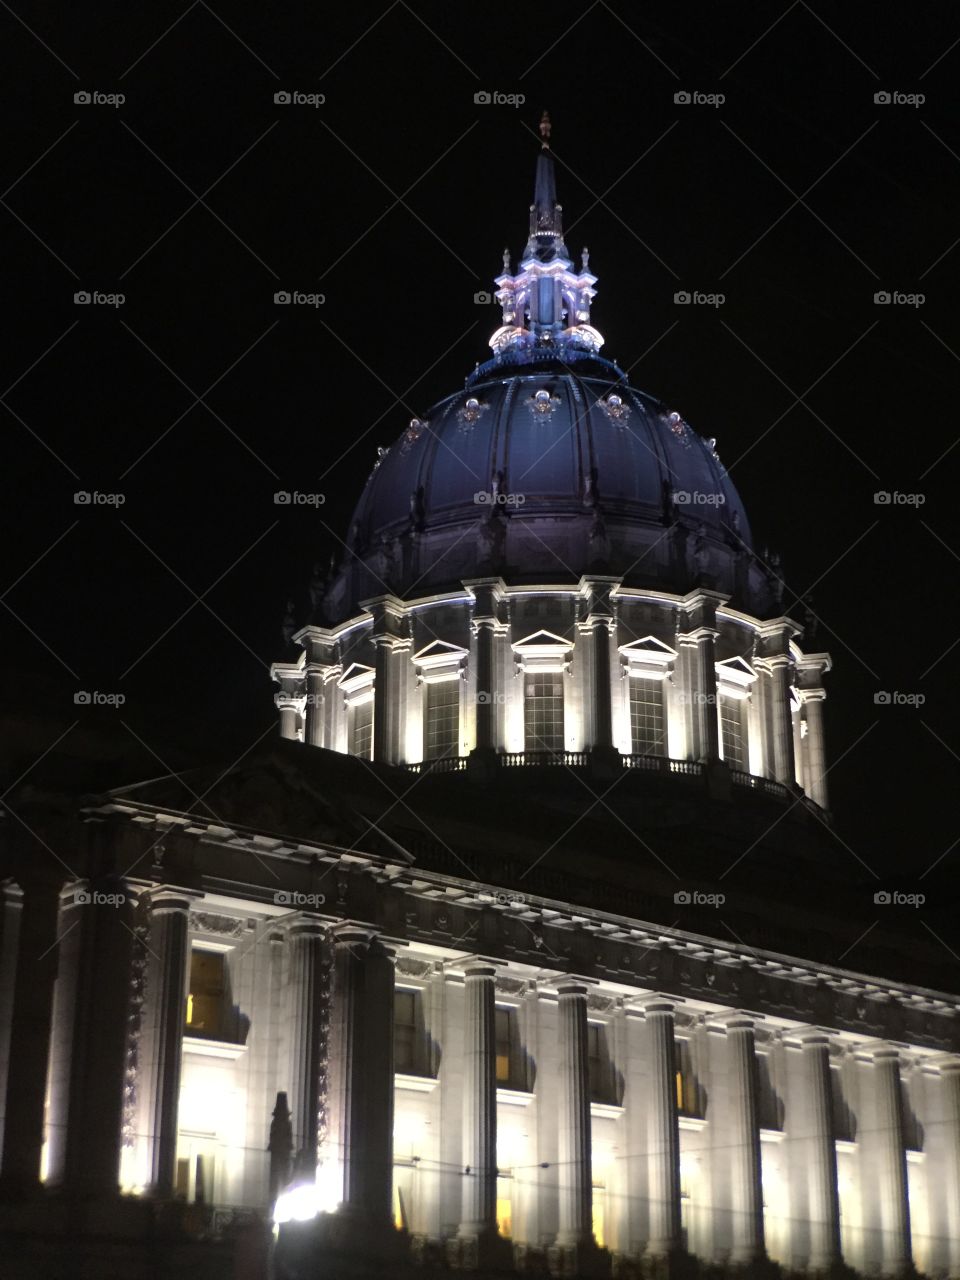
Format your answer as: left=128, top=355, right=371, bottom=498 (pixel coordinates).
left=320, top=116, right=779, bottom=624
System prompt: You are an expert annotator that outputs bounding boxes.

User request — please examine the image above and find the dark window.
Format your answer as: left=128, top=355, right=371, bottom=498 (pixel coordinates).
left=394, top=988, right=427, bottom=1075
left=756, top=1052, right=783, bottom=1130
left=587, top=1022, right=616, bottom=1104
left=831, top=1066, right=855, bottom=1141
left=495, top=1006, right=524, bottom=1089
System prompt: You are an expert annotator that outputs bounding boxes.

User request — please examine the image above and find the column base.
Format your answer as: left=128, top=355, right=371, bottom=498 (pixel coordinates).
left=548, top=1236, right=612, bottom=1278
left=588, top=745, right=623, bottom=782
left=447, top=1229, right=514, bottom=1271
left=467, top=747, right=501, bottom=783
left=275, top=1208, right=405, bottom=1276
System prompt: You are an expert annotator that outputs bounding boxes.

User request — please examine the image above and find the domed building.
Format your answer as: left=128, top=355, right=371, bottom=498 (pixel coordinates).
left=2, top=118, right=959, bottom=1280
left=272, top=113, right=826, bottom=812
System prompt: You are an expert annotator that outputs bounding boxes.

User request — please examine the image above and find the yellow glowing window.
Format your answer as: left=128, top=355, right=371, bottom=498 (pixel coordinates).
left=676, top=1068, right=684, bottom=1110
left=496, top=1195, right=512, bottom=1238
left=185, top=949, right=226, bottom=1038
left=592, top=1188, right=605, bottom=1248
left=495, top=1007, right=517, bottom=1087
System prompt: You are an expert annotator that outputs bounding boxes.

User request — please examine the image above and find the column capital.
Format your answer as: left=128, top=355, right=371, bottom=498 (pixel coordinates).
left=854, top=1041, right=903, bottom=1065
left=677, top=625, right=719, bottom=646
left=146, top=886, right=201, bottom=914
left=626, top=993, right=681, bottom=1017
left=782, top=1026, right=835, bottom=1051
left=288, top=914, right=328, bottom=938
left=707, top=1009, right=763, bottom=1033
left=538, top=974, right=596, bottom=998
left=798, top=685, right=827, bottom=704
left=463, top=576, right=508, bottom=616
left=679, top=587, right=728, bottom=628
left=756, top=617, right=802, bottom=653
left=360, top=593, right=407, bottom=636
left=447, top=956, right=500, bottom=980
left=796, top=651, right=833, bottom=686
left=927, top=1053, right=960, bottom=1076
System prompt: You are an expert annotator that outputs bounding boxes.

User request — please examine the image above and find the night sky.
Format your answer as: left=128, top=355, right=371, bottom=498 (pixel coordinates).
left=2, top=4, right=958, bottom=923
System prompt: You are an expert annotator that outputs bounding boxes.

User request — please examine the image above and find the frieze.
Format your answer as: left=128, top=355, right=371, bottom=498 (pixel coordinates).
left=396, top=956, right=435, bottom=980
left=190, top=910, right=247, bottom=937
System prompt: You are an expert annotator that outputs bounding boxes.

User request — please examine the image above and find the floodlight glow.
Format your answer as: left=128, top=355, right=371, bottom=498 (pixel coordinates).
left=273, top=1181, right=321, bottom=1224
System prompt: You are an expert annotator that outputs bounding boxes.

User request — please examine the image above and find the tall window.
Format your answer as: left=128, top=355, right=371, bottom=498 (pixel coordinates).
left=629, top=676, right=666, bottom=755
left=185, top=949, right=228, bottom=1039
left=831, top=1065, right=855, bottom=1141
left=756, top=1052, right=783, bottom=1130
left=719, top=693, right=745, bottom=769
left=587, top=1022, right=616, bottom=1104
left=349, top=697, right=373, bottom=759
left=424, top=680, right=460, bottom=760
left=394, top=988, right=426, bottom=1075
left=675, top=1038, right=701, bottom=1117
left=524, top=672, right=564, bottom=752
left=495, top=1006, right=524, bottom=1089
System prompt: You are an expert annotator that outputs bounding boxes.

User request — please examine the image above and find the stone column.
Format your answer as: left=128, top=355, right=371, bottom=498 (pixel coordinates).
left=725, top=1016, right=765, bottom=1264
left=678, top=590, right=725, bottom=763
left=797, top=654, right=831, bottom=809
left=796, top=1032, right=841, bottom=1271
left=556, top=980, right=593, bottom=1249
left=287, top=919, right=328, bottom=1177
left=140, top=889, right=193, bottom=1194
left=579, top=577, right=620, bottom=755
left=0, top=876, right=59, bottom=1191
left=305, top=665, right=326, bottom=748
left=46, top=878, right=137, bottom=1195
left=363, top=595, right=408, bottom=765
left=867, top=1048, right=911, bottom=1276
left=800, top=691, right=828, bottom=808
left=275, top=690, right=303, bottom=741
left=644, top=999, right=682, bottom=1258
left=757, top=620, right=799, bottom=786
left=466, top=578, right=506, bottom=756
left=937, top=1059, right=960, bottom=1278
left=459, top=963, right=498, bottom=1238
left=326, top=925, right=395, bottom=1226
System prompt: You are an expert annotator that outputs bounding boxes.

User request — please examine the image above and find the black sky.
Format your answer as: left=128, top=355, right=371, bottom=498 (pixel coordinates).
left=1, top=2, right=958, bottom=908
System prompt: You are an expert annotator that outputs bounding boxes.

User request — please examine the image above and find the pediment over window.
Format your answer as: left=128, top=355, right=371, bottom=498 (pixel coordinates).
left=716, top=655, right=756, bottom=691
left=511, top=629, right=573, bottom=671
left=339, top=663, right=375, bottom=696
left=619, top=635, right=677, bottom=674
left=412, top=639, right=469, bottom=671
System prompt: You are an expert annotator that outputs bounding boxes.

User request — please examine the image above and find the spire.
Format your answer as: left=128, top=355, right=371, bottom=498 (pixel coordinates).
left=526, top=110, right=568, bottom=264
left=483, top=113, right=604, bottom=365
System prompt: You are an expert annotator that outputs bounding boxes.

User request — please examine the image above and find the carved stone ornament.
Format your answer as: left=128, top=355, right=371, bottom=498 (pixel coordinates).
left=190, top=911, right=246, bottom=937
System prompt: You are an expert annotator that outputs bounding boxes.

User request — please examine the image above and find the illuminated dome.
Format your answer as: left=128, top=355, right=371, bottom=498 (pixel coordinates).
left=323, top=114, right=776, bottom=625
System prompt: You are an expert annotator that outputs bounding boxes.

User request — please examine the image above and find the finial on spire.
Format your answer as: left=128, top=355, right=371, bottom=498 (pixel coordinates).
left=539, top=110, right=552, bottom=149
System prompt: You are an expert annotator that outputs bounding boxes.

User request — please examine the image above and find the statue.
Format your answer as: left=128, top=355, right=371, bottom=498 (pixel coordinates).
left=281, top=599, right=297, bottom=647
left=268, top=1092, right=293, bottom=1204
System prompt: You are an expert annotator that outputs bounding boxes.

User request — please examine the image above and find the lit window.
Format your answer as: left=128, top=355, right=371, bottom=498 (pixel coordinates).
left=629, top=676, right=665, bottom=755
left=394, top=988, right=427, bottom=1076
left=524, top=672, right=564, bottom=752
left=592, top=1182, right=605, bottom=1247
left=349, top=698, right=373, bottom=759
left=185, top=949, right=228, bottom=1039
left=719, top=693, right=746, bottom=769
left=675, top=1039, right=701, bottom=1117
left=424, top=680, right=460, bottom=760
left=496, top=1182, right=513, bottom=1238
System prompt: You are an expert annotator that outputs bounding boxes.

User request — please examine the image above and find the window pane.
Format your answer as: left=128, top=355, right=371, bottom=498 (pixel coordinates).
left=629, top=676, right=665, bottom=755
left=350, top=699, right=373, bottom=759
left=186, top=949, right=226, bottom=1038
left=424, top=680, right=460, bottom=759
left=719, top=694, right=745, bottom=769
left=496, top=1006, right=515, bottom=1085
left=524, top=672, right=564, bottom=752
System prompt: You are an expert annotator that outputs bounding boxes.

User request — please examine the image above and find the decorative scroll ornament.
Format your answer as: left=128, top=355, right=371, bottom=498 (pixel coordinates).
left=456, top=396, right=489, bottom=432
left=525, top=388, right=561, bottom=419
left=400, top=417, right=427, bottom=455
left=665, top=409, right=692, bottom=449
left=598, top=392, right=631, bottom=424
